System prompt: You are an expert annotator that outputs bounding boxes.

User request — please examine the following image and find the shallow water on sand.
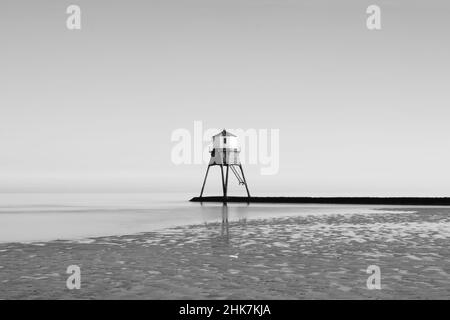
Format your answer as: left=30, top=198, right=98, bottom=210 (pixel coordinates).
left=0, top=193, right=417, bottom=243
left=0, top=205, right=449, bottom=299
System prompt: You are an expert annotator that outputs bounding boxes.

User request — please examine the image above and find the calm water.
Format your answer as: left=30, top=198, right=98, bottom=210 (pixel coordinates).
left=1, top=194, right=449, bottom=299
left=0, top=193, right=415, bottom=243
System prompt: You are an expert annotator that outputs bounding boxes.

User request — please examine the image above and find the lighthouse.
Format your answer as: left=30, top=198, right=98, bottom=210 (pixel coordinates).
left=199, top=129, right=251, bottom=199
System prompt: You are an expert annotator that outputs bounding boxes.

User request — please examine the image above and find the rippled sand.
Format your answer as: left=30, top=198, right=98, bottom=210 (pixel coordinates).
left=0, top=207, right=449, bottom=299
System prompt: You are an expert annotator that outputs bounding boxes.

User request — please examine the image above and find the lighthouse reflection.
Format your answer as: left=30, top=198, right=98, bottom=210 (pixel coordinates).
left=221, top=203, right=229, bottom=240
left=199, top=202, right=251, bottom=243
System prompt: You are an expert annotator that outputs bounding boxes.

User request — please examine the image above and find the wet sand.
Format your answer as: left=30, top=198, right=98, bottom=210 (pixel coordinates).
left=0, top=207, right=449, bottom=299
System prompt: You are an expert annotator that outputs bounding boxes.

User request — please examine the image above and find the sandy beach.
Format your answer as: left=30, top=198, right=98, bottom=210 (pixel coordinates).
left=1, top=206, right=449, bottom=299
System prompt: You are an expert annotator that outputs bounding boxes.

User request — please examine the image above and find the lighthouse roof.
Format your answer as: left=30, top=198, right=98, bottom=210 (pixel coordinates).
left=213, top=129, right=236, bottom=137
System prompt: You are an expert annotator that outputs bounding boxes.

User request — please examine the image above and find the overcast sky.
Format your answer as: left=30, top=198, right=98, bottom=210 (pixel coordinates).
left=1, top=0, right=449, bottom=196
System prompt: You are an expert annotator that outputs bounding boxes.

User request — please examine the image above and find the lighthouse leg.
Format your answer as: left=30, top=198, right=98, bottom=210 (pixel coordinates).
left=239, top=164, right=251, bottom=198
left=224, top=165, right=229, bottom=198
left=220, top=165, right=226, bottom=199
left=199, top=165, right=211, bottom=197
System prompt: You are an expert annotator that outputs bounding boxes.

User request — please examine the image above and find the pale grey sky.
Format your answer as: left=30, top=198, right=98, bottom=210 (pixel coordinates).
left=0, top=0, right=449, bottom=196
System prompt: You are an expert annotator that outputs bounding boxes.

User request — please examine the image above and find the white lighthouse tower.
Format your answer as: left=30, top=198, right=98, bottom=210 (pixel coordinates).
left=199, top=129, right=250, bottom=199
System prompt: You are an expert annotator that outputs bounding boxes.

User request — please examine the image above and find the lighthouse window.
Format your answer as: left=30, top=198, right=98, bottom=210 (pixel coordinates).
left=224, top=138, right=227, bottom=143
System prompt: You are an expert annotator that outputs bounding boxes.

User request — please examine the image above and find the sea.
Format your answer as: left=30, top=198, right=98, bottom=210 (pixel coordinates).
left=0, top=192, right=416, bottom=243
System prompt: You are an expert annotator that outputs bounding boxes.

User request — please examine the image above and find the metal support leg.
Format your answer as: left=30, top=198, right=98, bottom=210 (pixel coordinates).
left=224, top=165, right=229, bottom=199
left=239, top=164, right=251, bottom=198
left=220, top=165, right=226, bottom=198
left=199, top=165, right=210, bottom=197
